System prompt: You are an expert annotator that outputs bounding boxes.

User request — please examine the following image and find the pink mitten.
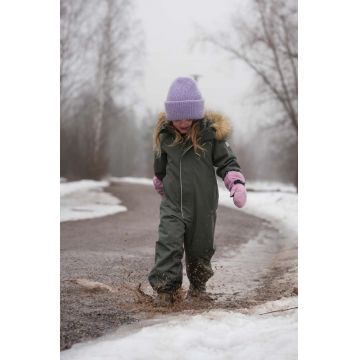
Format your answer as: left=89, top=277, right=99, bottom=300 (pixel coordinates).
left=153, top=176, right=164, bottom=196
left=231, top=184, right=247, bottom=208
left=224, top=171, right=247, bottom=208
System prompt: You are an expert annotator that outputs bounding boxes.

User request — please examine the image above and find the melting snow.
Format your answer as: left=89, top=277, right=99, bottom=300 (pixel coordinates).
left=61, top=298, right=297, bottom=360
left=60, top=179, right=127, bottom=222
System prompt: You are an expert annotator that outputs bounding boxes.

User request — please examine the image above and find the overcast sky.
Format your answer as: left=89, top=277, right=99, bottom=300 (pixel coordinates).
left=134, top=0, right=258, bottom=135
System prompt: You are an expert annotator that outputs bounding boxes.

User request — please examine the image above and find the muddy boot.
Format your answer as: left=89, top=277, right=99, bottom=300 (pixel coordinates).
left=154, top=292, right=174, bottom=307
left=186, top=284, right=213, bottom=302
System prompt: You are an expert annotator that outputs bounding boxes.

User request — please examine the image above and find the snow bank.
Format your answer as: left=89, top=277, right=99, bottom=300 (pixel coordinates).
left=218, top=182, right=298, bottom=245
left=244, top=191, right=298, bottom=245
left=246, top=181, right=296, bottom=193
left=60, top=179, right=127, bottom=222
left=61, top=180, right=109, bottom=197
left=61, top=298, right=297, bottom=360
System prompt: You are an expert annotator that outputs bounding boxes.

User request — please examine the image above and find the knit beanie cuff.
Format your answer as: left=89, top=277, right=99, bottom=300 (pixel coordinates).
left=165, top=99, right=205, bottom=121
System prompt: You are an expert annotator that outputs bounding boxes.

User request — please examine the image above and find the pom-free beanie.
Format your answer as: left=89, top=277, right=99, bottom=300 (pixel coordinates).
left=164, top=77, right=205, bottom=121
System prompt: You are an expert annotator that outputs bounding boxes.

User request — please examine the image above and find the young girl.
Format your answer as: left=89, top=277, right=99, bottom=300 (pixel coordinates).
left=148, top=77, right=247, bottom=306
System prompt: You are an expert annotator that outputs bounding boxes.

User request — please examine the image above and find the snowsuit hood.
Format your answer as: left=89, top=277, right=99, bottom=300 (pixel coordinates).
left=154, top=110, right=232, bottom=142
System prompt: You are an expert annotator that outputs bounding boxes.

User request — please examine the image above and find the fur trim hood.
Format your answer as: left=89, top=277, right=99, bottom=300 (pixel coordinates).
left=155, top=110, right=232, bottom=141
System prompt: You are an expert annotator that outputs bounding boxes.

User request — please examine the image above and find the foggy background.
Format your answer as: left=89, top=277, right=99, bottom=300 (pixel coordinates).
left=60, top=0, right=298, bottom=188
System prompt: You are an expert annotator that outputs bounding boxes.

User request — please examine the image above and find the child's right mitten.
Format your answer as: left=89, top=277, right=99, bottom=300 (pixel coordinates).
left=153, top=176, right=164, bottom=196
left=224, top=171, right=247, bottom=208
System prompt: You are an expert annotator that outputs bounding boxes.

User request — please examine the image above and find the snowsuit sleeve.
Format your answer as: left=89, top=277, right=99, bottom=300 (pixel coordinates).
left=154, top=135, right=167, bottom=180
left=154, top=151, right=167, bottom=180
left=212, top=139, right=241, bottom=180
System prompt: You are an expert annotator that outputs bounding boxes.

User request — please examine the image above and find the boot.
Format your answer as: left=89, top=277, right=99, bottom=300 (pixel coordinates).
left=154, top=292, right=174, bottom=307
left=186, top=284, right=213, bottom=302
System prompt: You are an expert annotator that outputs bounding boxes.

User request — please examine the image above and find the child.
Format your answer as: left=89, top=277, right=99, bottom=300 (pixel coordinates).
left=148, top=77, right=247, bottom=307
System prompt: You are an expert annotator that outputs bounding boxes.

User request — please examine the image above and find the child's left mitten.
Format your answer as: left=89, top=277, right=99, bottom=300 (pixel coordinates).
left=224, top=171, right=247, bottom=208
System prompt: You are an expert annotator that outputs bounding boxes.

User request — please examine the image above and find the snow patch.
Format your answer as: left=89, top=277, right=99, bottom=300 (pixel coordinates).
left=60, top=180, right=127, bottom=222
left=218, top=182, right=297, bottom=246
left=61, top=180, right=109, bottom=197
left=246, top=181, right=296, bottom=193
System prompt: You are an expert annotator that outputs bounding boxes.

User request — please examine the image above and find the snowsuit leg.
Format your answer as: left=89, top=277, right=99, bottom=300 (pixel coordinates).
left=184, top=211, right=216, bottom=289
left=148, top=199, right=185, bottom=293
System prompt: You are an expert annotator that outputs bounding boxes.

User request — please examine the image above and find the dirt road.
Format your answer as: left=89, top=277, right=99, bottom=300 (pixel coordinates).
left=61, top=181, right=297, bottom=350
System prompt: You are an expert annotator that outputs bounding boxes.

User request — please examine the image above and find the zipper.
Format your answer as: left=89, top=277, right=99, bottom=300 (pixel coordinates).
left=179, top=144, right=193, bottom=218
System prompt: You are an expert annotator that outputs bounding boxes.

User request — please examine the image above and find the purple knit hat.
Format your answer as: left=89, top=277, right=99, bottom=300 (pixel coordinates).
left=164, top=77, right=205, bottom=121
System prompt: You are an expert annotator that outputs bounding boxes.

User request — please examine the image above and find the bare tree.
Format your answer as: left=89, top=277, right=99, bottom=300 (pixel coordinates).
left=61, top=0, right=92, bottom=118
left=93, top=0, right=140, bottom=169
left=193, top=0, right=298, bottom=189
left=197, top=0, right=298, bottom=133
left=60, top=0, right=144, bottom=179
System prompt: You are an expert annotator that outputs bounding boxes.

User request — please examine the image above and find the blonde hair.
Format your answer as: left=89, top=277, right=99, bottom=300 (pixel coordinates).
left=154, top=120, right=205, bottom=157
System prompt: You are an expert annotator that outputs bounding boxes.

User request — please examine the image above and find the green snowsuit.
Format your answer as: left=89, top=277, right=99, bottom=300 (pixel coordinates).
left=148, top=112, right=241, bottom=293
